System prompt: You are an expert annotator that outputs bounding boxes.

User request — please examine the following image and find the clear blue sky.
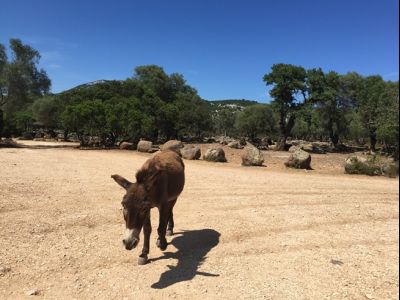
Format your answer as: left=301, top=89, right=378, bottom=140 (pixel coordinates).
left=1, top=0, right=398, bottom=102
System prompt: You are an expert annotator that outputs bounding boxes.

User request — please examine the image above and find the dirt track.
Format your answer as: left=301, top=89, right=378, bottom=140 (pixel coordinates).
left=0, top=142, right=398, bottom=299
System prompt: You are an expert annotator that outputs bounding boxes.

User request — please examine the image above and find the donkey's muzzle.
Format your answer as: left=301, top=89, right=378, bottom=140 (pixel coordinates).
left=123, top=237, right=139, bottom=250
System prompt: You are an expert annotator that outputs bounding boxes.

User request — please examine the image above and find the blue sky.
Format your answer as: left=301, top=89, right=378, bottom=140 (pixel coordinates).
left=1, top=0, right=398, bottom=102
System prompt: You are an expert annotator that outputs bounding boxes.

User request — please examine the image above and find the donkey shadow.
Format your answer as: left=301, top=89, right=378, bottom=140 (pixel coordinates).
left=150, top=229, right=220, bottom=289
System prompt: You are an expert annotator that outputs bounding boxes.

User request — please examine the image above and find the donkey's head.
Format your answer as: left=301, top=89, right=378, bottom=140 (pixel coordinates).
left=111, top=165, right=160, bottom=250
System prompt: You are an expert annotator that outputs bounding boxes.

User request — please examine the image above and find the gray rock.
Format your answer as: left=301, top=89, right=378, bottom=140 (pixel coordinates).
left=344, top=155, right=381, bottom=176
left=227, top=141, right=242, bottom=149
left=241, top=144, right=264, bottom=166
left=26, top=289, right=39, bottom=296
left=161, top=140, right=183, bottom=153
left=288, top=145, right=301, bottom=153
left=180, top=145, right=201, bottom=160
left=203, top=147, right=227, bottom=162
left=381, top=161, right=399, bottom=178
left=285, top=149, right=312, bottom=169
left=119, top=142, right=135, bottom=150
left=137, top=140, right=153, bottom=153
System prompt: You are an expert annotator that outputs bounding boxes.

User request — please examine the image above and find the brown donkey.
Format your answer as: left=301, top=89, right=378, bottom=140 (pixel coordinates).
left=111, top=151, right=185, bottom=265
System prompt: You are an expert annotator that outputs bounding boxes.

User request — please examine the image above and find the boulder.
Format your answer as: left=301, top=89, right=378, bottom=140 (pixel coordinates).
left=137, top=140, right=153, bottom=153
left=288, top=145, right=301, bottom=153
left=180, top=145, right=201, bottom=160
left=381, top=162, right=399, bottom=178
left=161, top=140, right=183, bottom=153
left=300, top=143, right=314, bottom=153
left=119, top=142, right=135, bottom=150
left=344, top=155, right=381, bottom=176
left=203, top=147, right=227, bottom=162
left=290, top=142, right=327, bottom=154
left=241, top=144, right=264, bottom=166
left=285, top=149, right=312, bottom=169
left=216, top=136, right=235, bottom=145
left=227, top=141, right=242, bottom=149
left=19, top=132, right=33, bottom=140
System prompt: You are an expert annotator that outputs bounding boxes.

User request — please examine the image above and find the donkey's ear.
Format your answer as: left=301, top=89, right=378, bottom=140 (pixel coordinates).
left=111, top=174, right=132, bottom=190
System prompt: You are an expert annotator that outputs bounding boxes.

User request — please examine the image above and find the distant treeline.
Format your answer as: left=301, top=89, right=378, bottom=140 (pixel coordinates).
left=0, top=39, right=398, bottom=157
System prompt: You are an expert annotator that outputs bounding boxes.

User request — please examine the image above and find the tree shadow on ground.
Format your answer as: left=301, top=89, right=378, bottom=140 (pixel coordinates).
left=150, top=229, right=220, bottom=289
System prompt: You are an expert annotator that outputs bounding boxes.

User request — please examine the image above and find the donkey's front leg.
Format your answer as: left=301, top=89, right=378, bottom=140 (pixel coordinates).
left=138, top=212, right=151, bottom=265
left=156, top=205, right=169, bottom=251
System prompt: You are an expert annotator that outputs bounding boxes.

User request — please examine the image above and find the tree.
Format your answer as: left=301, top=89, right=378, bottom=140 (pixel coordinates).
left=0, top=39, right=51, bottom=136
left=60, top=100, right=107, bottom=144
left=235, top=104, right=277, bottom=140
left=213, top=107, right=239, bottom=137
left=263, top=64, right=307, bottom=150
left=104, top=97, right=147, bottom=144
left=291, top=102, right=324, bottom=141
left=358, top=75, right=387, bottom=151
left=376, top=81, right=399, bottom=159
left=0, top=43, right=7, bottom=138
left=32, top=96, right=61, bottom=129
left=307, top=69, right=351, bottom=146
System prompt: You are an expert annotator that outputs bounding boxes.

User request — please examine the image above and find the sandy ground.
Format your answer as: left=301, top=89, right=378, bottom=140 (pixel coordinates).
left=0, top=141, right=398, bottom=299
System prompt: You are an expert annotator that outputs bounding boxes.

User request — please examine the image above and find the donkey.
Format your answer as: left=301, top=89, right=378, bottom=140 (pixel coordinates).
left=111, top=150, right=185, bottom=265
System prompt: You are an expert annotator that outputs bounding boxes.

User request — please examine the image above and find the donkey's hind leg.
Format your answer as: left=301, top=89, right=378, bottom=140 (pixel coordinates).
left=166, top=198, right=177, bottom=236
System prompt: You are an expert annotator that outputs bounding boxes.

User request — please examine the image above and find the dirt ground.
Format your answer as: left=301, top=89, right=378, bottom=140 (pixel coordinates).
left=0, top=141, right=398, bottom=299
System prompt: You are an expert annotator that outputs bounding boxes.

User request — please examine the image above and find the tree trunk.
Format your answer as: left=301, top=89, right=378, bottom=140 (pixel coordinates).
left=0, top=109, right=3, bottom=140
left=369, top=129, right=377, bottom=152
left=276, top=114, right=295, bottom=151
left=276, top=136, right=288, bottom=151
left=330, top=131, right=339, bottom=148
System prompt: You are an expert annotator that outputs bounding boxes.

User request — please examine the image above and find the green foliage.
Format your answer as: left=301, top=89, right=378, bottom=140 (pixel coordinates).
left=32, top=96, right=61, bottom=128
left=291, top=103, right=324, bottom=140
left=235, top=104, right=277, bottom=140
left=13, top=110, right=34, bottom=133
left=345, top=156, right=383, bottom=176
left=345, top=160, right=382, bottom=176
left=213, top=107, right=239, bottom=136
left=376, top=81, right=399, bottom=152
left=56, top=65, right=212, bottom=145
left=307, top=69, right=351, bottom=146
left=263, top=64, right=307, bottom=148
left=0, top=39, right=51, bottom=137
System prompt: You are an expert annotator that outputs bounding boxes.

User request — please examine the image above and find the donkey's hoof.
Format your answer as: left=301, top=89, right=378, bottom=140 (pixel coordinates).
left=166, top=229, right=173, bottom=236
left=156, top=239, right=167, bottom=251
left=138, top=255, right=148, bottom=265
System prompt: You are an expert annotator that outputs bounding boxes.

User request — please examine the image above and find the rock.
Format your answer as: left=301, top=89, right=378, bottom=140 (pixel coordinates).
left=19, top=132, right=34, bottom=140
left=241, top=143, right=264, bottom=166
left=227, top=141, right=242, bottom=149
left=300, top=143, right=313, bottom=153
left=119, top=142, right=135, bottom=150
left=180, top=145, right=201, bottom=160
left=288, top=145, right=300, bottom=153
left=148, top=147, right=159, bottom=153
left=26, top=289, right=39, bottom=296
left=381, top=161, right=399, bottom=178
left=216, top=136, right=235, bottom=145
left=0, top=266, right=11, bottom=275
left=285, top=149, right=312, bottom=169
left=161, top=140, right=183, bottom=153
left=203, top=147, right=227, bottom=162
left=289, top=143, right=327, bottom=154
left=345, top=155, right=381, bottom=176
left=137, top=140, right=153, bottom=153
left=312, top=142, right=330, bottom=153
